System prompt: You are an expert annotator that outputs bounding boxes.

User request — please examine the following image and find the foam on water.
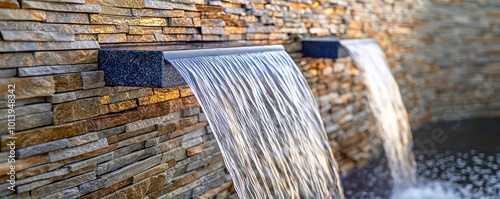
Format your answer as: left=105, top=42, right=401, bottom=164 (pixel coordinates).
left=168, top=49, right=344, bottom=198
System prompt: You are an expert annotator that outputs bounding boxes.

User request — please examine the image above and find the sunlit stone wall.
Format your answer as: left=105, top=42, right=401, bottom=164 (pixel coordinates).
left=0, top=0, right=421, bottom=198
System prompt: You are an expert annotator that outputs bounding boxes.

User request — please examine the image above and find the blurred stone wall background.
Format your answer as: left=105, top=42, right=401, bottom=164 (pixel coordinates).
left=1, top=0, right=497, bottom=198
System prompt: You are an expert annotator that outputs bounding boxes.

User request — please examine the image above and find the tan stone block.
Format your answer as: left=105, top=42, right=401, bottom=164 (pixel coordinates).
left=109, top=100, right=137, bottom=113
left=187, top=144, right=204, bottom=156
left=127, top=34, right=156, bottom=42
left=196, top=5, right=225, bottom=12
left=100, top=5, right=132, bottom=16
left=0, top=122, right=85, bottom=150
left=85, top=110, right=140, bottom=131
left=53, top=97, right=102, bottom=124
left=139, top=17, right=167, bottom=26
left=75, top=34, right=97, bottom=41
left=169, top=18, right=194, bottom=27
left=46, top=11, right=89, bottom=24
left=0, top=0, right=19, bottom=8
left=163, top=27, right=200, bottom=34
left=129, top=26, right=162, bottom=34
left=0, top=76, right=55, bottom=100
left=22, top=1, right=101, bottom=13
left=69, top=24, right=118, bottom=34
left=138, top=89, right=180, bottom=105
left=0, top=9, right=45, bottom=21
left=132, top=9, right=184, bottom=17
left=34, top=50, right=98, bottom=65
left=53, top=73, right=83, bottom=92
left=0, top=41, right=99, bottom=53
left=97, top=33, right=127, bottom=43
left=87, top=0, right=144, bottom=8
left=132, top=161, right=175, bottom=183
left=0, top=154, right=49, bottom=174
left=90, top=14, right=139, bottom=25
left=166, top=172, right=199, bottom=192
left=0, top=53, right=35, bottom=68
left=0, top=30, right=75, bottom=42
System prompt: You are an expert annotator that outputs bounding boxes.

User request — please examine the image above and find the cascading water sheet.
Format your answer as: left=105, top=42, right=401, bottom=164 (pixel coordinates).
left=167, top=48, right=344, bottom=199
left=340, top=39, right=417, bottom=189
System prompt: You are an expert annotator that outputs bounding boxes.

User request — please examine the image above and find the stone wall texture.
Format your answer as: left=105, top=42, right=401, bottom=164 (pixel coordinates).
left=3, top=0, right=496, bottom=198
left=412, top=0, right=500, bottom=122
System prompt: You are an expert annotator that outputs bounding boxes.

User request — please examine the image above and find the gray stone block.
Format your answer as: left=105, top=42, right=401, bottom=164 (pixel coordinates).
left=68, top=152, right=114, bottom=171
left=17, top=139, right=68, bottom=158
left=31, top=172, right=96, bottom=198
left=49, top=139, right=108, bottom=162
left=101, top=154, right=161, bottom=187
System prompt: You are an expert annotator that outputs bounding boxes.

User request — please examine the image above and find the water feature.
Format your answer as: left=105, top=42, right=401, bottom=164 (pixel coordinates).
left=166, top=46, right=344, bottom=198
left=343, top=117, right=500, bottom=198
left=340, top=39, right=417, bottom=189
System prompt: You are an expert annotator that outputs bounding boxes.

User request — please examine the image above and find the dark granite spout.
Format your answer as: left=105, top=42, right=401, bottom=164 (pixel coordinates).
left=98, top=44, right=285, bottom=88
left=301, top=37, right=349, bottom=59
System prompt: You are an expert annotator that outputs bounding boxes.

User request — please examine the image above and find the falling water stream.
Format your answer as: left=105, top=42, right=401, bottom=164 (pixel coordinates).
left=340, top=39, right=417, bottom=190
left=168, top=49, right=344, bottom=198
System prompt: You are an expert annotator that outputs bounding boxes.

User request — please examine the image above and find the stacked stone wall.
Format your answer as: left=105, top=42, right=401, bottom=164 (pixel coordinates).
left=0, top=0, right=421, bottom=198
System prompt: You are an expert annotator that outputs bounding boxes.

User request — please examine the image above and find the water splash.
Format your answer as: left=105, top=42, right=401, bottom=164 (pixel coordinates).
left=168, top=49, right=344, bottom=198
left=340, top=39, right=417, bottom=188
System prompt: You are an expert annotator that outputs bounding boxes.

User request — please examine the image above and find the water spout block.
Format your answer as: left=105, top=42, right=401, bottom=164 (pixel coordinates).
left=98, top=44, right=285, bottom=88
left=302, top=38, right=349, bottom=59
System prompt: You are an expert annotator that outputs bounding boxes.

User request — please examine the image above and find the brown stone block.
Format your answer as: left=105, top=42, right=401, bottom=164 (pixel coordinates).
left=109, top=99, right=137, bottom=113
left=90, top=14, right=139, bottom=25
left=81, top=71, right=105, bottom=89
left=170, top=121, right=207, bottom=138
left=139, top=17, right=167, bottom=26
left=129, top=26, right=162, bottom=34
left=22, top=1, right=101, bottom=13
left=180, top=87, right=193, bottom=97
left=97, top=33, right=127, bottom=43
left=132, top=9, right=184, bottom=17
left=166, top=172, right=199, bottom=192
left=34, top=50, right=98, bottom=66
left=85, top=110, right=140, bottom=131
left=75, top=34, right=97, bottom=41
left=0, top=154, right=49, bottom=175
left=100, top=5, right=132, bottom=16
left=187, top=144, right=204, bottom=156
left=46, top=11, right=89, bottom=24
left=16, top=161, right=64, bottom=180
left=0, top=8, right=45, bottom=21
left=127, top=34, right=156, bottom=42
left=169, top=18, right=194, bottom=27
left=63, top=144, right=117, bottom=165
left=182, top=96, right=200, bottom=109
left=138, top=101, right=170, bottom=119
left=53, top=97, right=102, bottom=124
left=0, top=76, right=53, bottom=100
left=0, top=0, right=19, bottom=8
left=1, top=122, right=85, bottom=151
left=132, top=161, right=175, bottom=183
left=224, top=26, right=245, bottom=34
left=80, top=178, right=132, bottom=199
left=86, top=0, right=144, bottom=8
left=196, top=5, right=224, bottom=12
left=70, top=24, right=118, bottom=34
left=163, top=27, right=200, bottom=34
left=53, top=73, right=83, bottom=92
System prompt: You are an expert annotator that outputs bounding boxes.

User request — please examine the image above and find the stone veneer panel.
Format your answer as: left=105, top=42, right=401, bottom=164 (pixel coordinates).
left=0, top=0, right=425, bottom=198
